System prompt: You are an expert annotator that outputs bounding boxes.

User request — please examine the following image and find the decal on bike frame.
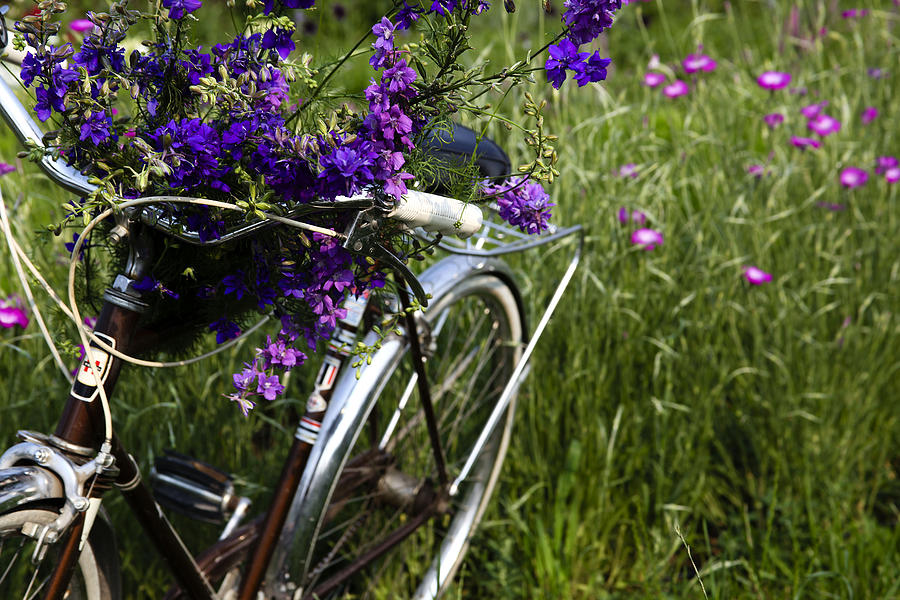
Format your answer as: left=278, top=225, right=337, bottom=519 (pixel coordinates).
left=71, top=332, right=116, bottom=402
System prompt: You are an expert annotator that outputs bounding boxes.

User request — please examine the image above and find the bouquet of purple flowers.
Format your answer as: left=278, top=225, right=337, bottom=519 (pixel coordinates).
left=13, top=0, right=619, bottom=411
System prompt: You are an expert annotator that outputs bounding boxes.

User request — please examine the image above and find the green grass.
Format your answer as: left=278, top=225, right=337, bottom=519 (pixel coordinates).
left=2, top=0, right=899, bottom=598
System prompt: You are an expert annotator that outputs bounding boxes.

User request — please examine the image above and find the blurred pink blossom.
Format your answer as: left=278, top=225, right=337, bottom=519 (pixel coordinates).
left=630, top=228, right=663, bottom=250
left=763, top=113, right=784, bottom=129
left=0, top=162, right=14, bottom=176
left=0, top=296, right=29, bottom=329
left=885, top=168, right=900, bottom=183
left=808, top=113, right=841, bottom=136
left=663, top=80, right=689, bottom=98
left=683, top=54, right=716, bottom=73
left=644, top=72, right=665, bottom=87
left=617, top=163, right=639, bottom=178
left=69, top=19, right=94, bottom=32
left=743, top=266, right=772, bottom=285
left=800, top=101, right=827, bottom=119
left=861, top=107, right=878, bottom=124
left=875, top=156, right=898, bottom=174
left=791, top=136, right=821, bottom=150
left=839, top=167, right=868, bottom=188
left=757, top=71, right=791, bottom=90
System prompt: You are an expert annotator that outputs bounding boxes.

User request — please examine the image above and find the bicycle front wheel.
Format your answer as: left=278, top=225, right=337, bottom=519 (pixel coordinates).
left=300, top=272, right=525, bottom=599
left=0, top=503, right=121, bottom=599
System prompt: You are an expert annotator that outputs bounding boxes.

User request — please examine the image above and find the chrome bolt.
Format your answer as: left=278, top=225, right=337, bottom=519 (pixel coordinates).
left=32, top=447, right=51, bottom=464
left=72, top=498, right=89, bottom=512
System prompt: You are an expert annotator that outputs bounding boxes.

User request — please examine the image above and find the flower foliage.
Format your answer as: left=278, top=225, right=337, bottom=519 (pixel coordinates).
left=15, top=0, right=616, bottom=412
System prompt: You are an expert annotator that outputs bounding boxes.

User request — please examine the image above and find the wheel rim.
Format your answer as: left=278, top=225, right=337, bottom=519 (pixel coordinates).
left=302, top=275, right=523, bottom=599
left=0, top=508, right=101, bottom=600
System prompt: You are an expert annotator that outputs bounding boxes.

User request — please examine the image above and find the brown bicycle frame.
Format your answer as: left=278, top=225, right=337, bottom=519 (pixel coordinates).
left=40, top=279, right=441, bottom=600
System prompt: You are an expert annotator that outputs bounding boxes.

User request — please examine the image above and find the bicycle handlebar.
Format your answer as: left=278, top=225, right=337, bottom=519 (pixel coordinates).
left=387, top=190, right=483, bottom=239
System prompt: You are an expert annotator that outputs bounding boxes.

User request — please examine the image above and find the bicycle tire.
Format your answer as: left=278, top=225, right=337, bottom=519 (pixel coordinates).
left=297, top=271, right=525, bottom=599
left=0, top=502, right=121, bottom=600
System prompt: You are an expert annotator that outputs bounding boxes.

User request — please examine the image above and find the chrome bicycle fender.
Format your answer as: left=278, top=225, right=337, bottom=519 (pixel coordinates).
left=264, top=255, right=518, bottom=598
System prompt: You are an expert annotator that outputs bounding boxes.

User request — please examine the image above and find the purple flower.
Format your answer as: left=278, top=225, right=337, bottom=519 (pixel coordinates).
left=630, top=228, right=663, bottom=250
left=885, top=167, right=900, bottom=183
left=482, top=177, right=555, bottom=234
left=683, top=53, right=716, bottom=73
left=617, top=206, right=629, bottom=224
left=256, top=372, right=285, bottom=401
left=545, top=38, right=586, bottom=89
left=867, top=68, right=885, bottom=79
left=381, top=59, right=417, bottom=93
left=163, top=0, right=202, bottom=20
left=800, top=101, right=827, bottom=119
left=262, top=28, right=295, bottom=60
left=875, top=156, right=898, bottom=174
left=644, top=72, right=665, bottom=87
left=79, top=112, right=115, bottom=146
left=562, top=0, right=620, bottom=46
left=808, top=113, right=841, bottom=136
left=816, top=202, right=846, bottom=211
left=232, top=364, right=257, bottom=392
left=763, top=113, right=784, bottom=129
left=839, top=167, right=868, bottom=188
left=0, top=296, right=28, bottom=329
left=228, top=393, right=256, bottom=417
left=861, top=106, right=878, bottom=125
left=430, top=0, right=458, bottom=16
left=0, top=163, right=14, bottom=176
left=396, top=2, right=422, bottom=29
left=663, top=80, right=689, bottom=98
left=757, top=71, right=791, bottom=90
left=370, top=17, right=395, bottom=69
left=573, top=51, right=612, bottom=86
left=790, top=136, right=821, bottom=150
left=210, top=319, right=241, bottom=344
left=69, top=19, right=94, bottom=33
left=743, top=266, right=772, bottom=285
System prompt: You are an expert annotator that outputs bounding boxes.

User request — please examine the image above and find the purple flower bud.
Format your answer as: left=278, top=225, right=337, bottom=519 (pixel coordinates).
left=743, top=266, right=772, bottom=285
left=0, top=162, right=14, bottom=176
left=617, top=207, right=629, bottom=224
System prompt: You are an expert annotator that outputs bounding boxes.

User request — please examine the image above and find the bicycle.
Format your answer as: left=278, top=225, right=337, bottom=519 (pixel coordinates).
left=0, top=26, right=583, bottom=600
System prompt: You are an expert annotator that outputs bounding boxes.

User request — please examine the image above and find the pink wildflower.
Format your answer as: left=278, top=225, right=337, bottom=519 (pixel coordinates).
left=757, top=71, right=791, bottom=90
left=0, top=163, right=14, bottom=176
left=0, top=296, right=29, bottom=329
left=839, top=167, right=868, bottom=188
left=800, top=101, right=827, bottom=119
left=861, top=107, right=878, bottom=125
left=630, top=228, right=663, bottom=250
left=884, top=168, right=900, bottom=183
left=791, top=136, right=821, bottom=150
left=743, top=266, right=772, bottom=285
left=683, top=54, right=716, bottom=73
left=763, top=113, right=784, bottom=129
left=69, top=19, right=94, bottom=32
left=644, top=72, right=665, bottom=87
left=808, top=113, right=841, bottom=136
left=663, top=80, right=689, bottom=98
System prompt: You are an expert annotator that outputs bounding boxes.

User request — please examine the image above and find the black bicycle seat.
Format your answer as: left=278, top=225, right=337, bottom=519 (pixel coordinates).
left=421, top=123, right=511, bottom=193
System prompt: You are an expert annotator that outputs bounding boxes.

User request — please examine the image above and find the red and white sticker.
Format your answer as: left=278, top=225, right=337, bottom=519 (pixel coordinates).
left=71, top=333, right=115, bottom=402
left=295, top=416, right=322, bottom=445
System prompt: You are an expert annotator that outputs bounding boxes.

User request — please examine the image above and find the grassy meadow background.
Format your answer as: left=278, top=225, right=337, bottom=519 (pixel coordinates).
left=1, top=0, right=898, bottom=597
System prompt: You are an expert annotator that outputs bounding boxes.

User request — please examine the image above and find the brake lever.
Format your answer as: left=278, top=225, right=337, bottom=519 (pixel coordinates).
left=343, top=208, right=429, bottom=307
